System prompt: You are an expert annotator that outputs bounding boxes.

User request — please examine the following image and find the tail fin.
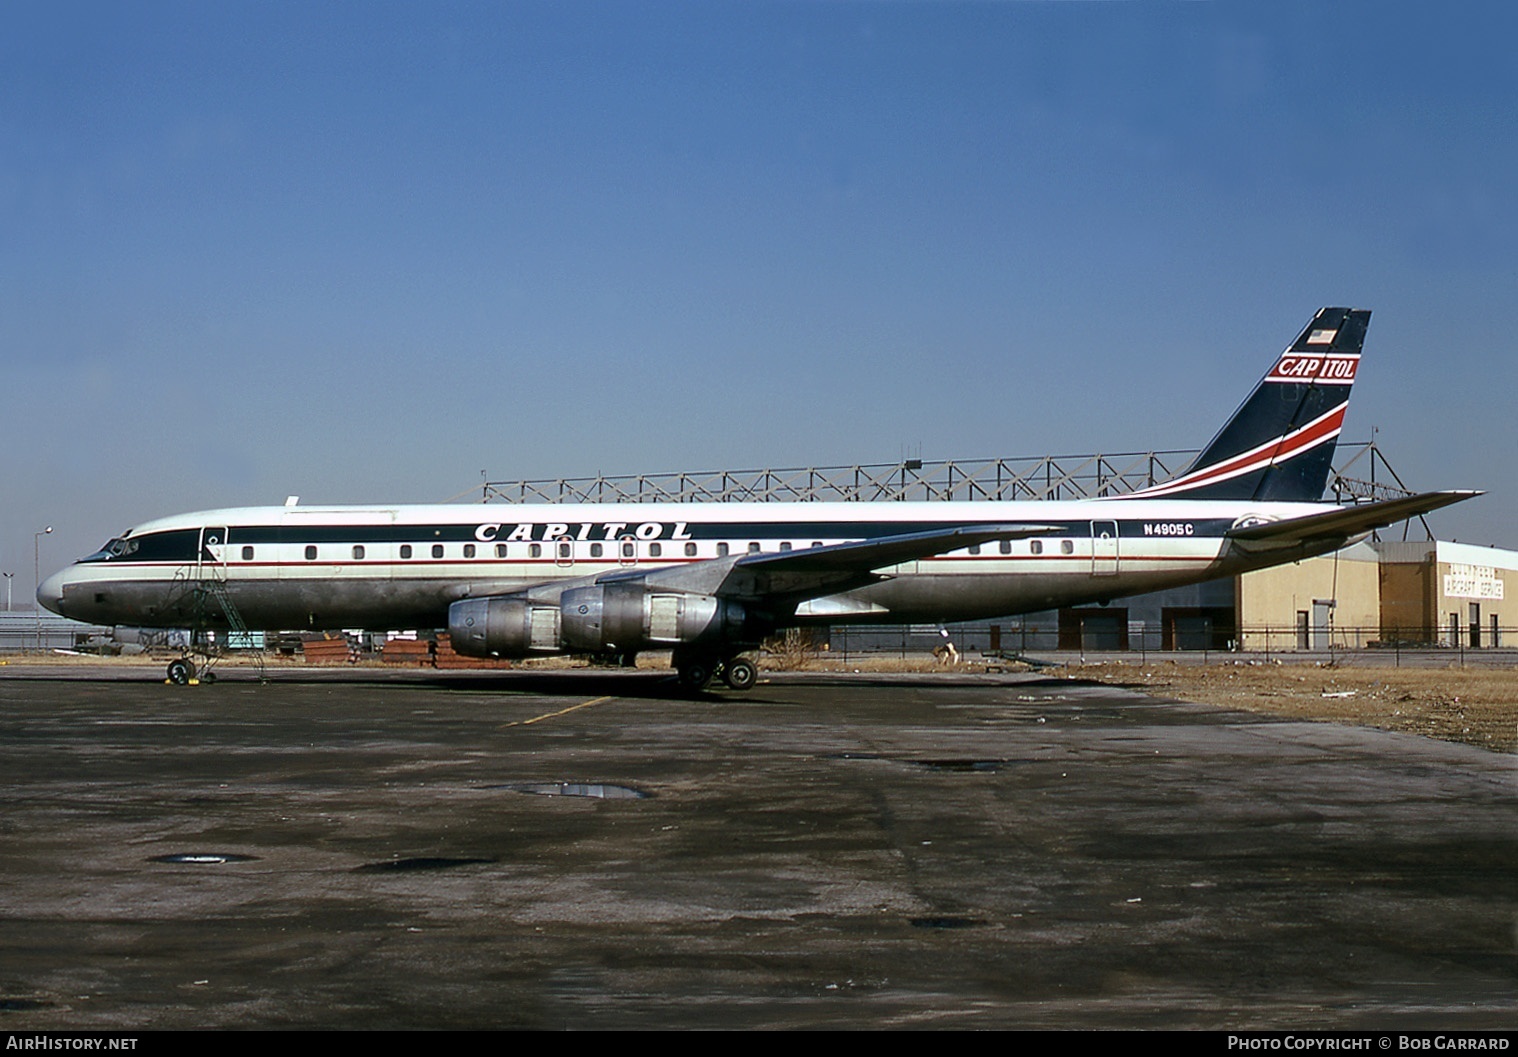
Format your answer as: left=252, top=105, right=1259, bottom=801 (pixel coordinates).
left=1132, top=307, right=1370, bottom=501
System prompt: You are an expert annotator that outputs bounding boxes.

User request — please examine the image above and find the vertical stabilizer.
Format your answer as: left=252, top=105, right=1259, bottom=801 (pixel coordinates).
left=1132, top=307, right=1369, bottom=501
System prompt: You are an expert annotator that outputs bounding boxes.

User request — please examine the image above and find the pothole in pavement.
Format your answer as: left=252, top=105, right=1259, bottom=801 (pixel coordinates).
left=487, top=782, right=650, bottom=799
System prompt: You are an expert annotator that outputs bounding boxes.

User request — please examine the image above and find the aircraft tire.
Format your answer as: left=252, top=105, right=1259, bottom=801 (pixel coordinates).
left=167, top=659, right=194, bottom=685
left=722, top=658, right=757, bottom=691
left=676, top=661, right=714, bottom=692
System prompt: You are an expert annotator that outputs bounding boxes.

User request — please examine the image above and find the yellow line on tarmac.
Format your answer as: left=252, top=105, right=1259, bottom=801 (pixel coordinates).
left=501, top=695, right=617, bottom=728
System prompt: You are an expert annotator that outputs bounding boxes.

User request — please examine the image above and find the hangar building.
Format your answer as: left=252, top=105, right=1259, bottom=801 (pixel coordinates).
left=980, top=539, right=1514, bottom=655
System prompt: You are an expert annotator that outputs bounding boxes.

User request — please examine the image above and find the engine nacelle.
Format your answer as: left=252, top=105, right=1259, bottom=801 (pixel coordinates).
left=560, top=581, right=749, bottom=654
left=451, top=581, right=759, bottom=658
left=448, top=594, right=562, bottom=658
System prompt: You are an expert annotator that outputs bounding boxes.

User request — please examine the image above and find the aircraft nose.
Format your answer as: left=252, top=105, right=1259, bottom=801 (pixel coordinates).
left=37, top=570, right=67, bottom=616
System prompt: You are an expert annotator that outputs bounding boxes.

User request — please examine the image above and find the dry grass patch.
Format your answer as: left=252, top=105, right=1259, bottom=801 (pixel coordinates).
left=1072, top=661, right=1518, bottom=754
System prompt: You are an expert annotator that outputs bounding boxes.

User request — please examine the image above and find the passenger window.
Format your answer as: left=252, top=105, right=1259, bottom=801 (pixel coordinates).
left=463, top=543, right=476, bottom=559
left=242, top=546, right=254, bottom=561
left=495, top=544, right=508, bottom=558
left=400, top=544, right=412, bottom=559
left=1030, top=540, right=1043, bottom=555
left=779, top=541, right=792, bottom=552
left=621, top=541, right=635, bottom=559
left=1061, top=540, right=1074, bottom=555
left=968, top=544, right=981, bottom=555
left=717, top=542, right=729, bottom=557
left=556, top=541, right=571, bottom=560
left=304, top=546, right=317, bottom=561
left=685, top=542, right=697, bottom=557
left=590, top=542, right=603, bottom=558
left=999, top=541, right=1011, bottom=555
left=649, top=542, right=662, bottom=557
left=352, top=545, right=365, bottom=560
left=529, top=544, right=542, bottom=558
left=747, top=542, right=760, bottom=554
left=432, top=544, right=444, bottom=559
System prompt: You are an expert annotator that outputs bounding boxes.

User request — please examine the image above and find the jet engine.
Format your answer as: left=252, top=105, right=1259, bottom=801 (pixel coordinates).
left=448, top=594, right=562, bottom=658
left=448, top=580, right=758, bottom=658
left=558, top=581, right=749, bottom=654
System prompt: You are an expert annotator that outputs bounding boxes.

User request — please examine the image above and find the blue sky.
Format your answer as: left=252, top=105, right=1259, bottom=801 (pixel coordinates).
left=4, top=1, right=1515, bottom=590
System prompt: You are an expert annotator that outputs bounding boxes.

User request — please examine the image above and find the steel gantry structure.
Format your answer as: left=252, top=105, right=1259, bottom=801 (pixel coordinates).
left=484, top=441, right=1417, bottom=508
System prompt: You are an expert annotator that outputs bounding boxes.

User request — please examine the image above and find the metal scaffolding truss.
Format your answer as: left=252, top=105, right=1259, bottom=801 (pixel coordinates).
left=1326, top=440, right=1421, bottom=504
left=483, top=441, right=1412, bottom=506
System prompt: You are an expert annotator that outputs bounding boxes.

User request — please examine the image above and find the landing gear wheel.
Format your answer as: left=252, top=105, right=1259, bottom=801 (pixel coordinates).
left=676, top=661, right=714, bottom=692
left=201, top=671, right=217, bottom=685
left=167, top=659, right=195, bottom=685
left=722, top=658, right=757, bottom=691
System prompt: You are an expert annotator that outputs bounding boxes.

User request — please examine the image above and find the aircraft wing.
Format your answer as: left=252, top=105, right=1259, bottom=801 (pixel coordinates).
left=1226, top=490, right=1481, bottom=547
left=737, top=523, right=1059, bottom=574
left=613, top=523, right=1061, bottom=603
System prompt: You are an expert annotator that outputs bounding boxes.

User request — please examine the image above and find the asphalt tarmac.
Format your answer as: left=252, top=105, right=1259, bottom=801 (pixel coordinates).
left=0, top=665, right=1512, bottom=1030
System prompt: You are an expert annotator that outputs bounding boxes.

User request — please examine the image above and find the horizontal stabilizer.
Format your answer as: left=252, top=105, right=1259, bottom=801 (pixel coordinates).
left=1226, top=491, right=1482, bottom=546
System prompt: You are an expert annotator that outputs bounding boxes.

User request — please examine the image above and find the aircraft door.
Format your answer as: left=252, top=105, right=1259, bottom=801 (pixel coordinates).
left=199, top=526, right=230, bottom=577
left=1090, top=521, right=1119, bottom=577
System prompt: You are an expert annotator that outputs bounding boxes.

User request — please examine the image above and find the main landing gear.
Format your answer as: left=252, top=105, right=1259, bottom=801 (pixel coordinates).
left=722, top=657, right=758, bottom=691
left=673, top=651, right=758, bottom=693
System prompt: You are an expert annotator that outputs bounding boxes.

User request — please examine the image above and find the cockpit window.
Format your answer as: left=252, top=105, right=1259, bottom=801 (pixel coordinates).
left=80, top=537, right=137, bottom=563
left=79, top=530, right=198, bottom=563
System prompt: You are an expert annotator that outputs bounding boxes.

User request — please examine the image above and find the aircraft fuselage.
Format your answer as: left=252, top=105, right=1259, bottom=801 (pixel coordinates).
left=40, top=496, right=1338, bottom=634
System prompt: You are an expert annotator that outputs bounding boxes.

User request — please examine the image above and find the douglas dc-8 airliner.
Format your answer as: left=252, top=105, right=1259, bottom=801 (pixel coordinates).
left=40, top=308, right=1477, bottom=689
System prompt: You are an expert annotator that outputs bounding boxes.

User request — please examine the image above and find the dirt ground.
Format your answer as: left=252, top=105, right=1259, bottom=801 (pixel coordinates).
left=1061, top=660, right=1518, bottom=755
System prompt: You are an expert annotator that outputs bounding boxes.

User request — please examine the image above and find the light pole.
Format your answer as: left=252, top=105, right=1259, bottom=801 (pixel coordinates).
left=2, top=571, right=12, bottom=611
left=34, top=527, right=52, bottom=650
